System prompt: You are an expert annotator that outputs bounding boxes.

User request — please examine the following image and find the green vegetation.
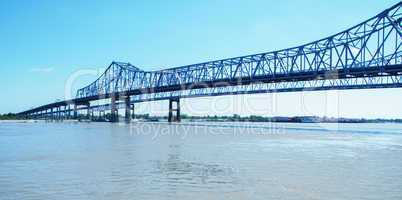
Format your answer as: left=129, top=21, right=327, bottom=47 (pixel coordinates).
left=1, top=112, right=402, bottom=123
left=0, top=113, right=24, bottom=120
left=180, top=114, right=402, bottom=123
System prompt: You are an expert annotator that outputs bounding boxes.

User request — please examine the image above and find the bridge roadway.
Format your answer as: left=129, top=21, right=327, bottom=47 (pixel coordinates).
left=18, top=2, right=402, bottom=122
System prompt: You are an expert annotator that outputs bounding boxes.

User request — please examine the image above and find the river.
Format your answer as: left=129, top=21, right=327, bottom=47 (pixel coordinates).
left=1, top=121, right=402, bottom=199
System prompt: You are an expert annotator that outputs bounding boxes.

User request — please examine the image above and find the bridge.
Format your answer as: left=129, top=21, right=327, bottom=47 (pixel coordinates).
left=19, top=2, right=402, bottom=122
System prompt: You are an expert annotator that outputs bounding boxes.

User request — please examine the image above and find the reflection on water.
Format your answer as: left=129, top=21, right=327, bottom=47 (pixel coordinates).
left=0, top=122, right=402, bottom=200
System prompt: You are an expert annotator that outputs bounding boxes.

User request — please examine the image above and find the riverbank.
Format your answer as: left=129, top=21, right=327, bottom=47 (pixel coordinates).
left=1, top=118, right=402, bottom=124
left=0, top=119, right=79, bottom=123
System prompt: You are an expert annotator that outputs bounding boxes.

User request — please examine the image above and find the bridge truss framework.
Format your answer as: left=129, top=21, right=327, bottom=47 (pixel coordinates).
left=19, top=2, right=402, bottom=122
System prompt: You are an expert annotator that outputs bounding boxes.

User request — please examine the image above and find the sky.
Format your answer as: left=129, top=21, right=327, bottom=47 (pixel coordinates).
left=0, top=0, right=401, bottom=118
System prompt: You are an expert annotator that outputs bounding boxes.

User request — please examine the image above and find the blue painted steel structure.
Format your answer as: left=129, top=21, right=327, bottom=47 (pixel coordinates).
left=19, top=2, right=402, bottom=121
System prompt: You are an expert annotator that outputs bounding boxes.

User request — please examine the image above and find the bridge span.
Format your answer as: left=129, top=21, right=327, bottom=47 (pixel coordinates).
left=19, top=2, right=402, bottom=122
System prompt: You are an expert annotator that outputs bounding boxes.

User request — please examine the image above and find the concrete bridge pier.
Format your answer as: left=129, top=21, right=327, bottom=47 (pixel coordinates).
left=124, top=96, right=131, bottom=123
left=73, top=104, right=78, bottom=119
left=50, top=108, right=54, bottom=121
left=57, top=107, right=61, bottom=121
left=90, top=109, right=94, bottom=121
left=62, top=107, right=65, bottom=120
left=65, top=105, right=69, bottom=120
left=131, top=104, right=135, bottom=120
left=59, top=107, right=62, bottom=120
left=168, top=98, right=181, bottom=123
left=44, top=109, right=47, bottom=120
left=66, top=105, right=71, bottom=119
left=53, top=108, right=57, bottom=121
left=110, top=95, right=118, bottom=122
left=60, top=106, right=64, bottom=121
left=62, top=106, right=66, bottom=120
left=86, top=103, right=90, bottom=120
left=100, top=110, right=105, bottom=121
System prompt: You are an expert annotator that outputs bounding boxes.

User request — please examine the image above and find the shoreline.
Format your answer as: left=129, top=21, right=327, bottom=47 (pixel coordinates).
left=0, top=119, right=401, bottom=124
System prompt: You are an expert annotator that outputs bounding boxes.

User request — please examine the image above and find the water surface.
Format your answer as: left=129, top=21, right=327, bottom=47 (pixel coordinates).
left=1, top=122, right=402, bottom=199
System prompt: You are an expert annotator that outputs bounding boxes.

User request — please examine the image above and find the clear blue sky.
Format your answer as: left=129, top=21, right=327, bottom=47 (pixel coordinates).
left=0, top=0, right=401, bottom=118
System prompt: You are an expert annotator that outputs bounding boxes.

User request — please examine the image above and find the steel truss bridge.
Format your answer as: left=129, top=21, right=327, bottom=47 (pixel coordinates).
left=19, top=2, right=402, bottom=122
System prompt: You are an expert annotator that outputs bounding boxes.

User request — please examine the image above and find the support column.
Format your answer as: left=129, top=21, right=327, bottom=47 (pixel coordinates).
left=168, top=98, right=181, bottom=123
left=111, top=95, right=118, bottom=122
left=67, top=105, right=71, bottom=119
left=60, top=107, right=63, bottom=121
left=124, top=96, right=131, bottom=123
left=98, top=110, right=102, bottom=121
left=61, top=107, right=65, bottom=121
left=86, top=103, right=90, bottom=120
left=131, top=104, right=135, bottom=120
left=63, top=106, right=66, bottom=120
left=177, top=99, right=181, bottom=122
left=91, top=109, right=94, bottom=121
left=73, top=104, right=78, bottom=119
left=168, top=100, right=173, bottom=122
left=57, top=107, right=61, bottom=121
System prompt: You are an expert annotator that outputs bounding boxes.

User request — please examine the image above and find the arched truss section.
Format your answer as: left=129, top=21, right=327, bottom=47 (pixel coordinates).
left=75, top=2, right=402, bottom=100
